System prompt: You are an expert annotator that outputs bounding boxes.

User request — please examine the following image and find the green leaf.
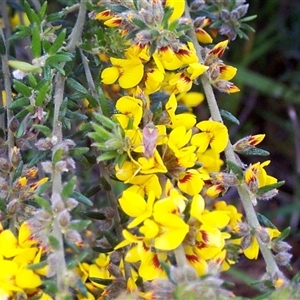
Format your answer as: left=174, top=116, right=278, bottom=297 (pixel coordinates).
left=87, top=132, right=106, bottom=143
left=98, top=85, right=110, bottom=117
left=161, top=5, right=174, bottom=29
left=8, top=60, right=42, bottom=73
left=69, top=147, right=89, bottom=157
left=226, top=161, right=243, bottom=180
left=67, top=250, right=91, bottom=270
left=38, top=1, right=48, bottom=19
left=91, top=123, right=113, bottom=140
left=71, top=191, right=93, bottom=206
left=16, top=117, right=26, bottom=139
left=48, top=235, right=60, bottom=250
left=92, top=112, right=115, bottom=130
left=79, top=211, right=106, bottom=220
left=61, top=177, right=77, bottom=199
left=132, top=17, right=148, bottom=29
left=46, top=53, right=73, bottom=65
left=35, top=81, right=50, bottom=106
left=43, top=279, right=58, bottom=295
left=257, top=181, right=285, bottom=195
left=47, top=62, right=65, bottom=75
left=31, top=23, right=41, bottom=58
left=32, top=124, right=52, bottom=137
left=168, top=19, right=179, bottom=31
left=13, top=80, right=32, bottom=97
left=96, top=151, right=118, bottom=162
left=107, top=4, right=128, bottom=13
left=220, top=109, right=240, bottom=125
left=48, top=29, right=66, bottom=55
left=28, top=73, right=38, bottom=88
left=53, top=148, right=63, bottom=164
left=256, top=213, right=277, bottom=229
left=28, top=151, right=50, bottom=168
left=67, top=78, right=88, bottom=95
left=24, top=1, right=40, bottom=24
left=27, top=260, right=48, bottom=270
left=89, top=277, right=113, bottom=286
left=237, top=147, right=270, bottom=156
left=274, top=227, right=291, bottom=242
left=92, top=246, right=114, bottom=253
left=68, top=220, right=91, bottom=231
left=34, top=194, right=51, bottom=211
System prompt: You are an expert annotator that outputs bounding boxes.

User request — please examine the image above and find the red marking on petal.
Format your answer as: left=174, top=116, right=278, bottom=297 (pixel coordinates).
left=179, top=173, right=192, bottom=184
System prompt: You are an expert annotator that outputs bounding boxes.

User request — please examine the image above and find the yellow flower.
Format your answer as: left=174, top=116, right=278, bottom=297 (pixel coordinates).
left=165, top=0, right=185, bottom=23
left=177, top=91, right=205, bottom=108
left=101, top=57, right=144, bottom=89
left=191, top=120, right=228, bottom=153
left=178, top=169, right=205, bottom=196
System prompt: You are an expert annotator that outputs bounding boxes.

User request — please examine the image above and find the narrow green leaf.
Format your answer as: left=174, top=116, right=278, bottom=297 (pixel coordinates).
left=107, top=4, right=128, bottom=13
left=31, top=23, right=41, bottom=58
left=27, top=260, right=48, bottom=270
left=96, top=151, right=118, bottom=162
left=256, top=213, right=277, bottom=229
left=24, top=1, right=40, bottom=24
left=89, top=277, right=113, bottom=286
left=47, top=62, right=65, bottom=75
left=28, top=73, right=38, bottom=88
left=8, top=60, right=42, bottom=73
left=32, top=124, right=52, bottom=137
left=28, top=151, right=50, bottom=167
left=71, top=191, right=93, bottom=206
left=92, top=246, right=114, bottom=253
left=61, top=177, right=77, bottom=199
left=13, top=81, right=32, bottom=97
left=257, top=181, right=285, bottom=195
left=12, top=161, right=24, bottom=183
left=68, top=220, right=91, bottom=231
left=34, top=194, right=51, bottom=211
left=132, top=17, right=148, bottom=29
left=48, top=235, right=60, bottom=250
left=38, top=1, right=48, bottom=19
left=69, top=147, right=89, bottom=157
left=79, top=211, right=106, bottom=220
left=87, top=132, right=105, bottom=143
left=168, top=19, right=179, bottom=31
left=97, top=85, right=110, bottom=117
left=46, top=53, right=72, bottom=65
left=161, top=6, right=174, bottom=29
left=48, top=29, right=66, bottom=55
left=226, top=160, right=243, bottom=180
left=46, top=12, right=64, bottom=22
left=220, top=109, right=240, bottom=125
left=237, top=147, right=270, bottom=156
left=274, top=227, right=291, bottom=242
left=35, top=81, right=50, bottom=106
left=91, top=123, right=112, bottom=140
left=67, top=250, right=91, bottom=270
left=16, top=118, right=26, bottom=139
left=67, top=78, right=88, bottom=95
left=92, top=113, right=115, bottom=129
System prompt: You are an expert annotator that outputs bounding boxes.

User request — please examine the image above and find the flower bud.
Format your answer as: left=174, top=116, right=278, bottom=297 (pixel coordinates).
left=7, top=198, right=19, bottom=215
left=41, top=161, right=53, bottom=174
left=256, top=227, right=270, bottom=244
left=241, top=234, right=253, bottom=250
left=65, top=198, right=78, bottom=211
left=35, top=138, right=53, bottom=150
left=9, top=117, right=19, bottom=133
left=272, top=241, right=292, bottom=253
left=0, top=158, right=10, bottom=172
left=57, top=209, right=71, bottom=229
left=274, top=252, right=293, bottom=266
left=10, top=146, right=21, bottom=168
left=234, top=222, right=250, bottom=235
left=190, top=0, right=205, bottom=11
left=51, top=193, right=65, bottom=213
left=65, top=229, right=82, bottom=246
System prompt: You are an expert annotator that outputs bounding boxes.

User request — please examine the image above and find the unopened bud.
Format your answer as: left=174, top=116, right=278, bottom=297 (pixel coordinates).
left=234, top=222, right=250, bottom=235
left=65, top=198, right=78, bottom=211
left=220, top=9, right=230, bottom=21
left=190, top=0, right=205, bottom=11
left=241, top=234, right=253, bottom=250
left=9, top=117, right=19, bottom=133
left=35, top=138, right=53, bottom=150
left=233, top=134, right=265, bottom=152
left=107, top=263, right=123, bottom=278
left=10, top=146, right=21, bottom=168
left=274, top=252, right=293, bottom=266
left=256, top=227, right=270, bottom=244
left=272, top=241, right=292, bottom=253
left=233, top=4, right=249, bottom=19
left=54, top=161, right=68, bottom=173
left=257, top=189, right=278, bottom=201
left=51, top=193, right=65, bottom=213
left=41, top=161, right=53, bottom=174
left=7, top=199, right=19, bottom=215
left=57, top=209, right=71, bottom=228
left=211, top=172, right=238, bottom=187
left=35, top=209, right=53, bottom=222
left=65, top=230, right=83, bottom=246
left=0, top=158, right=10, bottom=172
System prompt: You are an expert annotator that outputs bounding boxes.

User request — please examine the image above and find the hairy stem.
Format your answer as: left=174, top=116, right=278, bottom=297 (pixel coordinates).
left=185, top=4, right=286, bottom=283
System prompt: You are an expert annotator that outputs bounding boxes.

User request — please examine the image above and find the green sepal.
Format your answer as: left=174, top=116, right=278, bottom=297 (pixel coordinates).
left=220, top=109, right=240, bottom=125
left=52, top=148, right=63, bottom=164
left=61, top=177, right=76, bottom=199
left=48, top=235, right=60, bottom=250
left=71, top=191, right=93, bottom=206
left=32, top=124, right=52, bottom=137
left=274, top=226, right=291, bottom=242
left=226, top=160, right=243, bottom=180
left=33, top=194, right=52, bottom=211
left=257, top=181, right=285, bottom=195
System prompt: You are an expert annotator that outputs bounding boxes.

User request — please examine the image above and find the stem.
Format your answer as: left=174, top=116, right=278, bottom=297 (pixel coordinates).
left=49, top=1, right=87, bottom=296
left=174, top=245, right=187, bottom=268
left=185, top=4, right=286, bottom=283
